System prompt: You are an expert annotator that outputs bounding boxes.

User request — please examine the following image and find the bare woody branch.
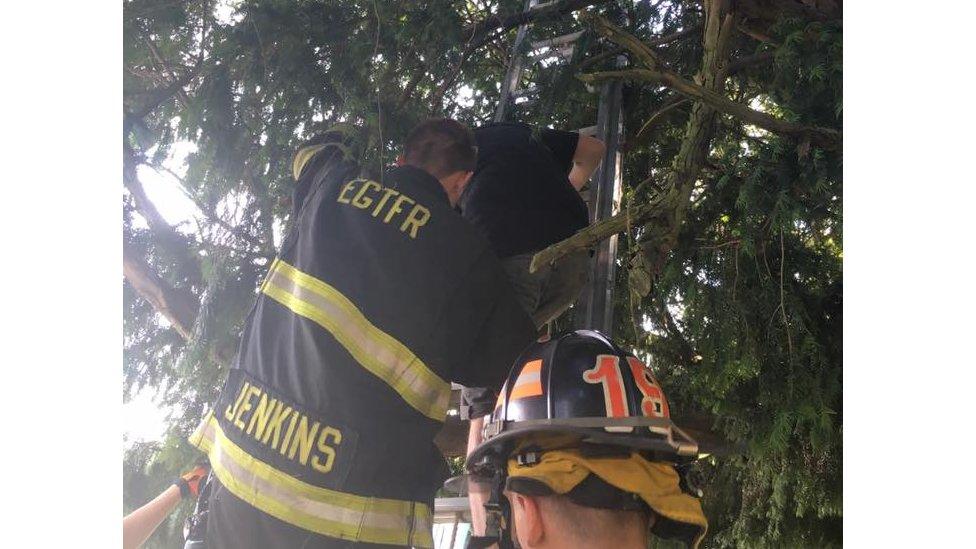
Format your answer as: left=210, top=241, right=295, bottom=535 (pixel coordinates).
left=580, top=11, right=661, bottom=68
left=530, top=182, right=671, bottom=272
left=123, top=241, right=200, bottom=340
left=396, top=56, right=429, bottom=111
left=142, top=33, right=191, bottom=110
left=127, top=63, right=202, bottom=120
left=719, top=50, right=775, bottom=80
left=123, top=144, right=196, bottom=256
left=634, top=97, right=691, bottom=141
left=144, top=161, right=271, bottom=257
left=429, top=28, right=505, bottom=112
left=579, top=68, right=839, bottom=147
left=580, top=14, right=840, bottom=147
left=462, top=0, right=611, bottom=49
left=578, top=24, right=701, bottom=71
left=123, top=143, right=205, bottom=292
left=645, top=23, right=703, bottom=47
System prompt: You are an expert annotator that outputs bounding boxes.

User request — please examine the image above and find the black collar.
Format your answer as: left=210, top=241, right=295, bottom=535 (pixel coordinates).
left=385, top=165, right=449, bottom=205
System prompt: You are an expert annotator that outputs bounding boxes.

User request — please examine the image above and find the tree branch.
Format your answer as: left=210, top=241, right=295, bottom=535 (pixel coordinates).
left=737, top=19, right=777, bottom=45
left=429, top=28, right=504, bottom=112
left=579, top=68, right=840, bottom=147
left=581, top=13, right=839, bottom=147
left=123, top=241, right=200, bottom=340
left=634, top=97, right=691, bottom=141
left=142, top=33, right=191, bottom=110
left=718, top=50, right=775, bottom=80
left=144, top=161, right=269, bottom=256
left=123, top=144, right=179, bottom=240
left=654, top=298, right=700, bottom=366
left=580, top=11, right=662, bottom=68
left=127, top=62, right=202, bottom=120
left=641, top=0, right=736, bottom=266
left=123, top=144, right=203, bottom=287
left=645, top=23, right=703, bottom=47
left=676, top=411, right=746, bottom=456
left=530, top=180, right=670, bottom=272
left=462, top=0, right=611, bottom=50
left=578, top=24, right=701, bottom=71
left=395, top=55, right=429, bottom=111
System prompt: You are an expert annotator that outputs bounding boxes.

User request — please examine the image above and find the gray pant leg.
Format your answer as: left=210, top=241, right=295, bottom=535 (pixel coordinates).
left=499, top=253, right=549, bottom=320
left=532, top=250, right=590, bottom=327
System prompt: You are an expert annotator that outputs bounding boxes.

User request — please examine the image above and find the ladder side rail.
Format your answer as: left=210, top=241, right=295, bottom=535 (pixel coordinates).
left=494, top=0, right=539, bottom=122
left=576, top=48, right=626, bottom=334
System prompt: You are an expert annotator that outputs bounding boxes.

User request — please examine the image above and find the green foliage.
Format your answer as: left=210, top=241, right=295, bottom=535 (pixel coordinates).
left=606, top=10, right=842, bottom=548
left=123, top=1, right=841, bottom=546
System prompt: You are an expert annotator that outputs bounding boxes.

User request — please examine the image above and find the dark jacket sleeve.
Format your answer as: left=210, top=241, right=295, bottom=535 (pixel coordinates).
left=539, top=129, right=579, bottom=176
left=444, top=249, right=536, bottom=390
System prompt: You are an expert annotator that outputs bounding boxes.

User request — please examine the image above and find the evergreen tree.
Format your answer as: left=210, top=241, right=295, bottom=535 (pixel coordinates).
left=123, top=1, right=841, bottom=546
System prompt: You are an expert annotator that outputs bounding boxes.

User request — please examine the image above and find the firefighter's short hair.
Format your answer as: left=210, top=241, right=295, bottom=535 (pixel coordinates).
left=403, top=119, right=477, bottom=178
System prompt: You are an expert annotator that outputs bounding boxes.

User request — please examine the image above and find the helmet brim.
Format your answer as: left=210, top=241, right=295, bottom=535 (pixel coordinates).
left=467, top=418, right=698, bottom=477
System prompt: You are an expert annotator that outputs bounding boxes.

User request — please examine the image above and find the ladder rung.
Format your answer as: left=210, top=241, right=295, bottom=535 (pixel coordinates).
left=529, top=0, right=559, bottom=11
left=512, top=85, right=541, bottom=98
left=528, top=44, right=575, bottom=62
left=530, top=31, right=584, bottom=50
left=434, top=497, right=470, bottom=514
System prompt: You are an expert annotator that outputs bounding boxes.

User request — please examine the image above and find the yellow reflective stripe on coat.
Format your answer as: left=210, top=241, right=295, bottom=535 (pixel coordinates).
left=191, top=414, right=434, bottom=548
left=292, top=144, right=329, bottom=180
left=261, top=259, right=451, bottom=421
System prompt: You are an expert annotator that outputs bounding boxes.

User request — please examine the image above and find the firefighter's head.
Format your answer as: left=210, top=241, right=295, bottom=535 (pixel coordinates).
left=467, top=330, right=708, bottom=548
left=400, top=118, right=476, bottom=206
left=505, top=474, right=655, bottom=549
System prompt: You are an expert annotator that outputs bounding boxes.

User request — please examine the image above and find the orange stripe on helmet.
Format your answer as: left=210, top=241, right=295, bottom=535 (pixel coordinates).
left=509, top=359, right=543, bottom=401
left=494, top=381, right=507, bottom=412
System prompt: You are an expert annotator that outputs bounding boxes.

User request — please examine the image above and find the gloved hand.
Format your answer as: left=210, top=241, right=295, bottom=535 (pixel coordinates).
left=174, top=464, right=210, bottom=499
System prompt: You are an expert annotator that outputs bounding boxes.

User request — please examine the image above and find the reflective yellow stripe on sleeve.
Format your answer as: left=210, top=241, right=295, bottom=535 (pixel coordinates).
left=190, top=413, right=434, bottom=548
left=292, top=144, right=328, bottom=180
left=261, top=259, right=451, bottom=421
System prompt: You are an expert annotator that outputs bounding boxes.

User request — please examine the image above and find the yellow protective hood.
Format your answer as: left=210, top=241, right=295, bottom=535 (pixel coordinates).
left=291, top=123, right=362, bottom=181
left=507, top=449, right=707, bottom=548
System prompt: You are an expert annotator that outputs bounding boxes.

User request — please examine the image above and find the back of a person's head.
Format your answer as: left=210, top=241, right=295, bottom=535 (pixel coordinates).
left=403, top=119, right=476, bottom=179
left=537, top=494, right=650, bottom=548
